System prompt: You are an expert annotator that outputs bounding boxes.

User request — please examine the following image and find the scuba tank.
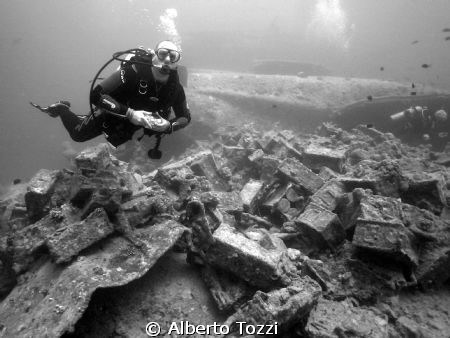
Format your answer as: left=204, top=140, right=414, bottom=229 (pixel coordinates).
left=390, top=110, right=409, bottom=121
left=390, top=107, right=414, bottom=121
left=390, top=106, right=426, bottom=122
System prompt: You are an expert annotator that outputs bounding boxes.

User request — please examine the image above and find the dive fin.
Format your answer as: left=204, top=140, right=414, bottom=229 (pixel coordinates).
left=29, top=101, right=49, bottom=113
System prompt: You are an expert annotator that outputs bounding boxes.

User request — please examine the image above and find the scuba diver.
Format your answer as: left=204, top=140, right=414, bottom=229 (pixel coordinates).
left=390, top=105, right=448, bottom=143
left=31, top=40, right=191, bottom=159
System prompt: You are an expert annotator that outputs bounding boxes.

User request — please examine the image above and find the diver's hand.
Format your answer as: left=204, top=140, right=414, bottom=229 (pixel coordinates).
left=126, top=109, right=170, bottom=132
left=149, top=112, right=171, bottom=132
left=126, top=108, right=152, bottom=128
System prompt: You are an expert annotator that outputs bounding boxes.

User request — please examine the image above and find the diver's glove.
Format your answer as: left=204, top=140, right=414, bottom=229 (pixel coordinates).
left=126, top=109, right=170, bottom=132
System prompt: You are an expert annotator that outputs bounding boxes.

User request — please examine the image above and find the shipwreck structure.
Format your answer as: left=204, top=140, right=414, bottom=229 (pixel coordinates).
left=1, top=118, right=450, bottom=337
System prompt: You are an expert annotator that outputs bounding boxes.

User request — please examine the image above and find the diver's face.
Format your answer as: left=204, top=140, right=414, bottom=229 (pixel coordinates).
left=152, top=54, right=178, bottom=74
left=153, top=42, right=181, bottom=74
left=157, top=55, right=179, bottom=74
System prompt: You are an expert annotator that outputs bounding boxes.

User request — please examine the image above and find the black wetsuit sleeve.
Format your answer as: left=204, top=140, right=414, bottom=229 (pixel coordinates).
left=169, top=85, right=191, bottom=131
left=90, top=69, right=130, bottom=115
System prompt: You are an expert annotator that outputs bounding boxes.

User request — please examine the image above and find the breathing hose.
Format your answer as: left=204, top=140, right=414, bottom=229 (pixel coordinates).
left=88, top=48, right=154, bottom=117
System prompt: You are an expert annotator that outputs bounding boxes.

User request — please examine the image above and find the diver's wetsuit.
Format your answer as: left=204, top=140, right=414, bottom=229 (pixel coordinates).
left=404, top=108, right=434, bottom=133
left=58, top=61, right=191, bottom=147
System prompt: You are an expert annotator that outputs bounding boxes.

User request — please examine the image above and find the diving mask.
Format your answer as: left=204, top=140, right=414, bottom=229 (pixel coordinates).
left=156, top=48, right=181, bottom=63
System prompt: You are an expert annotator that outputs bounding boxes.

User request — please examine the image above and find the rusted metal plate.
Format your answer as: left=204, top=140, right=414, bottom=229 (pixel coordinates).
left=0, top=220, right=186, bottom=338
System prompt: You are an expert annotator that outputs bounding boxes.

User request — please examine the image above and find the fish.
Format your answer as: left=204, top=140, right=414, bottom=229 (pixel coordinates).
left=412, top=83, right=415, bottom=88
left=411, top=40, right=419, bottom=44
left=442, top=28, right=450, bottom=32
left=421, top=63, right=431, bottom=69
left=445, top=36, right=450, bottom=41
left=367, top=95, right=373, bottom=101
left=410, top=92, right=417, bottom=96
left=380, top=66, right=384, bottom=71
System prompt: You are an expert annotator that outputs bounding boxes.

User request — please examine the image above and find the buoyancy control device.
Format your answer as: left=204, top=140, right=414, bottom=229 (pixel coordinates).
left=89, top=47, right=165, bottom=159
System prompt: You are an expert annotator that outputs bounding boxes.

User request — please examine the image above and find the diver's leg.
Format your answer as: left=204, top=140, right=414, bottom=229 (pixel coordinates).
left=59, top=110, right=103, bottom=142
left=31, top=100, right=103, bottom=142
